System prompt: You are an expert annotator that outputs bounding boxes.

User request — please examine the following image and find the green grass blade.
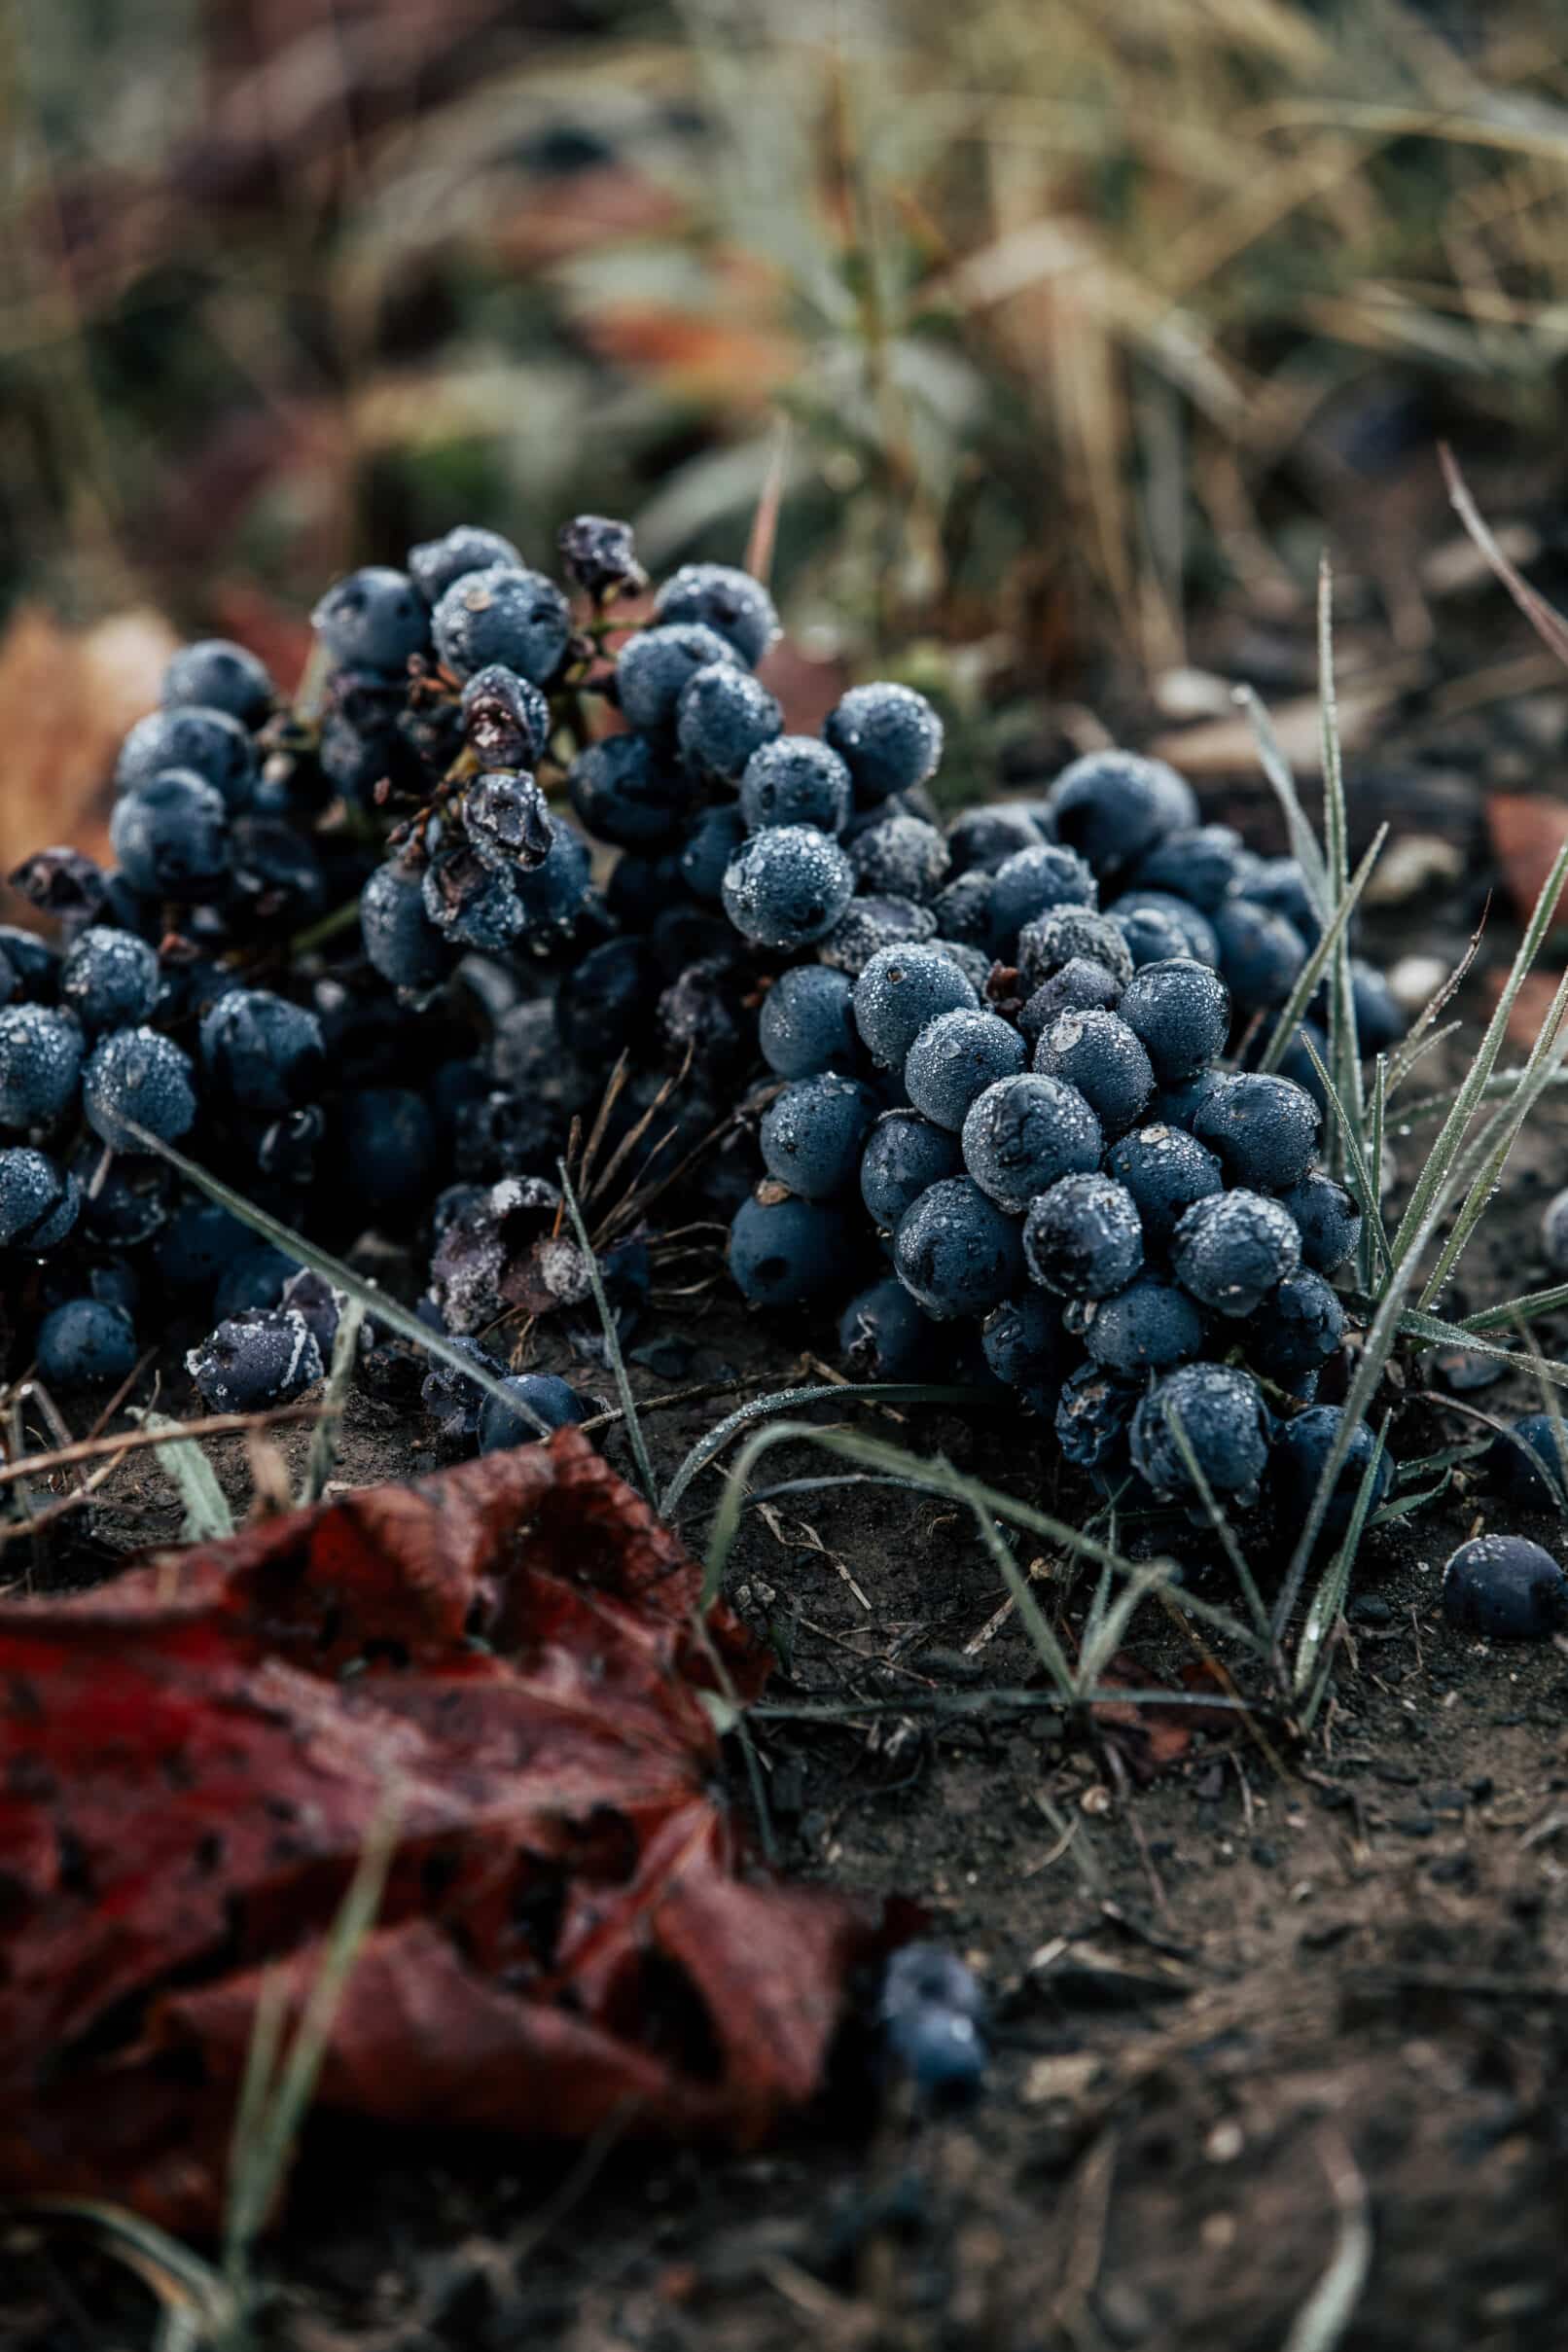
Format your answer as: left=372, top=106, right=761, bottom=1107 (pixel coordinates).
left=1417, top=967, right=1568, bottom=1311
left=224, top=1797, right=399, bottom=2303
left=121, top=1122, right=555, bottom=1438
left=1399, top=1305, right=1568, bottom=1392
left=1295, top=1414, right=1389, bottom=1709
left=128, top=1408, right=235, bottom=1542
left=1300, top=1032, right=1390, bottom=1281
left=1317, top=558, right=1366, bottom=1176
left=970, top=1513, right=1077, bottom=1700
left=1161, top=1402, right=1272, bottom=1643
left=1076, top=1562, right=1175, bottom=1694
left=699, top=1418, right=1266, bottom=1656
left=1235, top=684, right=1331, bottom=920
left=300, top=1299, right=365, bottom=1508
left=659, top=1380, right=979, bottom=1520
left=1387, top=836, right=1568, bottom=1274
left=1463, top=1280, right=1568, bottom=1336
left=557, top=1162, right=656, bottom=1502
left=1258, top=825, right=1387, bottom=1078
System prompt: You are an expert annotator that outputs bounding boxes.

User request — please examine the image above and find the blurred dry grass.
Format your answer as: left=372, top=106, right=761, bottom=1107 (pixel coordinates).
left=4, top=0, right=1568, bottom=701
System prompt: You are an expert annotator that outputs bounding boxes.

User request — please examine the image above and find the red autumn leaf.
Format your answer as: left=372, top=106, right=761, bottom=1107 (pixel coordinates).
left=0, top=1432, right=888, bottom=2237
left=1486, top=792, right=1568, bottom=933
left=1089, top=1654, right=1234, bottom=1785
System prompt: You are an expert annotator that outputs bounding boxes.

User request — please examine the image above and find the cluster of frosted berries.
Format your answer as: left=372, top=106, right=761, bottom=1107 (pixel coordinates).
left=1, top=519, right=790, bottom=1426
left=0, top=523, right=954, bottom=1439
left=727, top=738, right=1417, bottom=1531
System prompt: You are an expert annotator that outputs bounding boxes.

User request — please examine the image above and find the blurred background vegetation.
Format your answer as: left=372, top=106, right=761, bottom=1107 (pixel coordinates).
left=4, top=0, right=1568, bottom=721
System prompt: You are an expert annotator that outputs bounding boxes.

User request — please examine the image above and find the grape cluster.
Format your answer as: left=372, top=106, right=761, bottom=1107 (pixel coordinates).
left=727, top=737, right=1411, bottom=1525
left=1, top=513, right=1405, bottom=1520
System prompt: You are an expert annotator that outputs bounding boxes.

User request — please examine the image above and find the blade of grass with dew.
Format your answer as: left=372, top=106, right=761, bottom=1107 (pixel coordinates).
left=1236, top=684, right=1331, bottom=920
left=557, top=1160, right=656, bottom=1501
left=7, top=2199, right=236, bottom=2346
left=1258, top=824, right=1387, bottom=1077
left=1317, top=557, right=1367, bottom=1172
left=700, top=1418, right=1267, bottom=1657
left=1396, top=1066, right=1568, bottom=1124
left=224, top=1795, right=400, bottom=2303
left=1161, top=1402, right=1273, bottom=1644
left=300, top=1298, right=365, bottom=1508
left=1370, top=1477, right=1452, bottom=1524
left=127, top=1409, right=234, bottom=1542
left=1295, top=1415, right=1389, bottom=1710
left=1518, top=1317, right=1568, bottom=1508
left=1387, top=837, right=1568, bottom=1274
left=1398, top=1305, right=1568, bottom=1391
left=659, top=1379, right=980, bottom=1520
left=120, top=1122, right=556, bottom=1439
left=1418, top=967, right=1568, bottom=1310
left=1301, top=1033, right=1390, bottom=1284
left=1077, top=1562, right=1177, bottom=1694
left=1272, top=1177, right=1465, bottom=1643
left=1463, top=1278, right=1568, bottom=1336
left=1384, top=910, right=1485, bottom=1098
left=969, top=1511, right=1077, bottom=1699
left=1367, top=1053, right=1387, bottom=1287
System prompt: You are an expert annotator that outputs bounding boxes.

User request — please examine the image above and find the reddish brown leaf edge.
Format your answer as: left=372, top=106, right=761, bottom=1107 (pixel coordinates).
left=0, top=1430, right=899, bottom=2237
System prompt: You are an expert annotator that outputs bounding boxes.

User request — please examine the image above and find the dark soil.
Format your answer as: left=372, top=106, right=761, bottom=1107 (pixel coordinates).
left=8, top=552, right=1568, bottom=2347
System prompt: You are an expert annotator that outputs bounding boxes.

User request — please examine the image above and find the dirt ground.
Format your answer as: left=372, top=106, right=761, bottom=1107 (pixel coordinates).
left=8, top=551, right=1568, bottom=2347
left=9, top=1052, right=1568, bottom=2352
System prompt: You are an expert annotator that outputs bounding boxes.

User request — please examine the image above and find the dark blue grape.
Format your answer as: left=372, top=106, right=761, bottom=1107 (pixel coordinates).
left=1193, top=1072, right=1321, bottom=1191
left=653, top=562, right=778, bottom=664
left=0, top=1005, right=84, bottom=1129
left=188, top=1306, right=324, bottom=1411
left=824, top=683, right=943, bottom=805
left=761, top=1073, right=877, bottom=1199
left=115, top=704, right=257, bottom=809
left=676, top=661, right=782, bottom=783
left=729, top=1191, right=861, bottom=1306
left=110, top=771, right=230, bottom=898
left=617, top=623, right=737, bottom=731
left=1047, top=750, right=1196, bottom=875
left=905, top=1008, right=1025, bottom=1131
left=1086, top=1277, right=1205, bottom=1375
left=432, top=564, right=570, bottom=686
left=838, top=1277, right=941, bottom=1379
left=1102, top=1125, right=1222, bottom=1254
left=1119, top=957, right=1229, bottom=1084
left=479, top=1372, right=590, bottom=1451
left=761, top=966, right=858, bottom=1079
left=38, top=1298, right=138, bottom=1388
left=1481, top=1414, right=1568, bottom=1511
left=568, top=732, right=691, bottom=848
left=200, top=988, right=324, bottom=1114
left=1022, top=1174, right=1143, bottom=1301
left=1171, top=1190, right=1300, bottom=1317
left=409, top=526, right=523, bottom=603
left=361, top=858, right=454, bottom=991
left=721, top=826, right=855, bottom=949
left=854, top=944, right=977, bottom=1068
left=959, top=1074, right=1101, bottom=1214
left=859, top=1109, right=963, bottom=1229
left=1032, top=1010, right=1154, bottom=1140
left=893, top=1176, right=1023, bottom=1320
left=739, top=735, right=853, bottom=835
left=161, top=639, right=274, bottom=728
left=1443, top=1535, right=1568, bottom=1639
left=312, top=566, right=431, bottom=676
left=82, top=1026, right=196, bottom=1148
left=1131, top=1362, right=1270, bottom=1502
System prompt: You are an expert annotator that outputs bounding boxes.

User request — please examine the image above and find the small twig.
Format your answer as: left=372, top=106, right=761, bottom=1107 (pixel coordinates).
left=0, top=1402, right=330, bottom=1492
